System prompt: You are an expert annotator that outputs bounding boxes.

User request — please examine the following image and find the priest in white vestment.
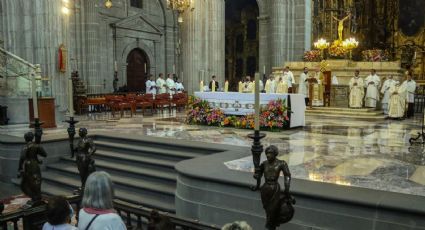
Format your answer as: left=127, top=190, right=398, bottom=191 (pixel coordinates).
left=283, top=67, right=294, bottom=93
left=298, top=67, right=309, bottom=105
left=380, top=76, right=395, bottom=115
left=242, top=76, right=253, bottom=93
left=265, top=75, right=276, bottom=94
left=349, top=70, right=364, bottom=108
left=401, top=72, right=416, bottom=118
left=364, top=69, right=381, bottom=108
left=145, top=75, right=157, bottom=94
left=166, top=74, right=176, bottom=94
left=156, top=73, right=167, bottom=94
left=175, top=79, right=184, bottom=92
left=276, top=77, right=288, bottom=94
left=388, top=81, right=405, bottom=119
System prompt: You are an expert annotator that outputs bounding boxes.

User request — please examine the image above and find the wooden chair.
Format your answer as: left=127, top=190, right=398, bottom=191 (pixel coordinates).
left=107, top=95, right=133, bottom=118
left=154, top=93, right=172, bottom=113
left=172, top=93, right=188, bottom=111
left=134, top=94, right=154, bottom=115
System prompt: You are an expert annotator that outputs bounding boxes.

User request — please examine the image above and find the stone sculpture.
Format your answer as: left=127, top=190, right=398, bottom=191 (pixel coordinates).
left=251, top=145, right=295, bottom=230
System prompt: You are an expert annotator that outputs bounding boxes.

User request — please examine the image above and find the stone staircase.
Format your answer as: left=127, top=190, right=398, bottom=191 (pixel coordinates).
left=39, top=135, right=222, bottom=213
left=306, top=107, right=386, bottom=119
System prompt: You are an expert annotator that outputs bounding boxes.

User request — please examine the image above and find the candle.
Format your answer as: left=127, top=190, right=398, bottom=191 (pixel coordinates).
left=238, top=81, right=243, bottom=93
left=31, top=76, right=39, bottom=119
left=200, top=80, right=204, bottom=92
left=173, top=64, right=176, bottom=74
left=68, top=78, right=74, bottom=117
left=254, top=72, right=260, bottom=131
left=224, top=80, right=229, bottom=92
left=263, top=65, right=265, bottom=75
left=144, top=63, right=147, bottom=72
left=114, top=61, right=117, bottom=71
left=212, top=80, right=216, bottom=92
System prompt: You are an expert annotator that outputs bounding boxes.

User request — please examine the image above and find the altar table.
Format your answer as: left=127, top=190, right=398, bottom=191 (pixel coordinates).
left=194, top=92, right=305, bottom=128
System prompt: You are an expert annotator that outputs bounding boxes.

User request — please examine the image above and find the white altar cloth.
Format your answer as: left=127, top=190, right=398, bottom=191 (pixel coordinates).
left=194, top=92, right=305, bottom=128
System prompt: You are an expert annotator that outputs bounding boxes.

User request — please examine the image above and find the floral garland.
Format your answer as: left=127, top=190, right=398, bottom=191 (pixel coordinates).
left=186, top=96, right=290, bottom=131
left=361, top=49, right=391, bottom=62
left=303, top=50, right=322, bottom=62
left=328, top=40, right=348, bottom=58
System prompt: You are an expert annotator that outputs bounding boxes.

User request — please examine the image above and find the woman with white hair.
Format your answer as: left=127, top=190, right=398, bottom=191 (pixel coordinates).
left=221, top=221, right=253, bottom=230
left=78, top=171, right=126, bottom=230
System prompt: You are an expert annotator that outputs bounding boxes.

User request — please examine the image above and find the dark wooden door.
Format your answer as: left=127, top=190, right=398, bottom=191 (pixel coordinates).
left=127, top=49, right=149, bottom=92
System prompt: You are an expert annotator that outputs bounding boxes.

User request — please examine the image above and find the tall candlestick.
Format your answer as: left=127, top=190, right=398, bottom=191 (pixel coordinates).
left=263, top=65, right=265, bottom=75
left=254, top=72, right=260, bottom=131
left=68, top=78, right=74, bottom=117
left=224, top=80, right=229, bottom=92
left=238, top=81, right=243, bottom=93
left=173, top=64, right=176, bottom=74
left=200, top=80, right=204, bottom=92
left=31, top=76, right=39, bottom=119
left=114, top=61, right=117, bottom=71
left=212, top=80, right=216, bottom=92
left=144, top=63, right=147, bottom=72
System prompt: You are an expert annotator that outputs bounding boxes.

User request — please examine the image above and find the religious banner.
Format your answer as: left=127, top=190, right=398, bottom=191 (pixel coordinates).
left=58, top=44, right=67, bottom=73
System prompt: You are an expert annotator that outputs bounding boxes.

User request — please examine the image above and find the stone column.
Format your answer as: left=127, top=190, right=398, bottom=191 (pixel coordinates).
left=270, top=0, right=287, bottom=68
left=207, top=0, right=225, bottom=84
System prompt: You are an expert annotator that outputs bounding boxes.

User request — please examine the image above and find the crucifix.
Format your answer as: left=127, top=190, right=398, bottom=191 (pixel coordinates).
left=332, top=12, right=351, bottom=41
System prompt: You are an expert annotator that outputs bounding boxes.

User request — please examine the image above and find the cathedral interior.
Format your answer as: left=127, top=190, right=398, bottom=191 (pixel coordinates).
left=0, top=0, right=425, bottom=229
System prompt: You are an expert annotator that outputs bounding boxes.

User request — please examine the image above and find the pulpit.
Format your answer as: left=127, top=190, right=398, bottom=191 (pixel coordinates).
left=28, top=98, right=56, bottom=128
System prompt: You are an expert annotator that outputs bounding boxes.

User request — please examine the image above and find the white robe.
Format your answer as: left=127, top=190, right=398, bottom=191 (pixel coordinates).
left=166, top=78, right=176, bottom=94
left=380, top=79, right=395, bottom=114
left=332, top=76, right=339, bottom=85
left=265, top=79, right=276, bottom=93
left=364, top=74, right=381, bottom=108
left=388, top=85, right=406, bottom=118
left=276, top=81, right=288, bottom=94
left=156, top=78, right=166, bottom=94
left=298, top=73, right=309, bottom=97
left=283, top=72, right=293, bottom=88
left=242, top=82, right=253, bottom=93
left=146, top=80, right=157, bottom=94
left=401, top=80, right=416, bottom=103
left=349, top=77, right=364, bottom=108
left=175, top=82, right=184, bottom=92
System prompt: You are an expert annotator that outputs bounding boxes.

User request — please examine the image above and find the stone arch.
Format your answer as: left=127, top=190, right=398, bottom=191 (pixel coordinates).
left=120, top=41, right=156, bottom=83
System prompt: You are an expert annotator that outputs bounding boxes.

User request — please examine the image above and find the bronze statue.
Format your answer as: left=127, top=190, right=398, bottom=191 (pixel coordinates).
left=18, top=132, right=47, bottom=205
left=252, top=145, right=295, bottom=230
left=72, top=128, right=96, bottom=190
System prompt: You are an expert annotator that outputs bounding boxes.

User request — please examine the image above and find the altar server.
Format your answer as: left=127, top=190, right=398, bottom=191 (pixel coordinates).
left=265, top=75, right=276, bottom=94
left=243, top=76, right=253, bottom=93
left=299, top=67, right=309, bottom=105
left=156, top=73, right=166, bottom=94
left=283, top=67, right=294, bottom=93
left=349, top=70, right=364, bottom=108
left=401, top=72, right=416, bottom=118
left=364, top=69, right=381, bottom=108
left=388, top=81, right=405, bottom=119
left=146, top=75, right=157, bottom=94
left=275, top=77, right=288, bottom=94
left=175, top=78, right=185, bottom=92
left=209, top=75, right=219, bottom=92
left=380, top=75, right=395, bottom=115
left=166, top=74, right=176, bottom=94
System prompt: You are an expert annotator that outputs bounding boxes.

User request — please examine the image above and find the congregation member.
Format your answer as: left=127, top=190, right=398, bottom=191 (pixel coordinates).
left=175, top=78, right=185, bottom=92
left=145, top=74, right=157, bottom=94
left=402, top=71, right=416, bottom=118
left=380, top=75, right=395, bottom=115
left=264, top=74, right=276, bottom=94
left=364, top=69, right=381, bottom=108
left=298, top=67, right=309, bottom=105
left=388, top=81, right=405, bottom=119
left=166, top=74, right=176, bottom=94
left=276, top=77, right=288, bottom=94
left=242, top=76, right=253, bottom=93
left=42, top=196, right=77, bottom=230
left=156, top=73, right=166, bottom=94
left=222, top=221, right=253, bottom=230
left=349, top=70, right=364, bottom=108
left=282, top=66, right=294, bottom=93
left=78, top=171, right=126, bottom=230
left=209, top=75, right=219, bottom=92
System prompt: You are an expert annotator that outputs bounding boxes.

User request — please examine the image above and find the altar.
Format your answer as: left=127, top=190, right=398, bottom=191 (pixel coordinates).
left=194, top=92, right=305, bottom=128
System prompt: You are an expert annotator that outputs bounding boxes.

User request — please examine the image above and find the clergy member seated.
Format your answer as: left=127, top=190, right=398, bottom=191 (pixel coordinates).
left=156, top=73, right=167, bottom=94
left=401, top=71, right=417, bottom=118
left=349, top=70, right=364, bottom=108
left=265, top=74, right=276, bottom=94
left=364, top=69, right=381, bottom=108
left=166, top=74, right=176, bottom=94
left=146, top=74, right=157, bottom=94
left=242, top=76, right=253, bottom=93
left=388, top=81, right=405, bottom=119
left=276, top=77, right=288, bottom=94
left=175, top=78, right=185, bottom=92
left=209, top=75, right=219, bottom=92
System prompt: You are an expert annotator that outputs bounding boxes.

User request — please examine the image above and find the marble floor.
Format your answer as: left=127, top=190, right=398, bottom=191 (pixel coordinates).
left=1, top=111, right=425, bottom=197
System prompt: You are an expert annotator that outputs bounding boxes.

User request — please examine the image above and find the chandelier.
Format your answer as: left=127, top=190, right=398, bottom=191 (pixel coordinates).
left=167, top=0, right=193, bottom=23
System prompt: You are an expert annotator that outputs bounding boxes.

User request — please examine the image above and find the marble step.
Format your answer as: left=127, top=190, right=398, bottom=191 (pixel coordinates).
left=41, top=175, right=174, bottom=212
left=306, top=113, right=385, bottom=120
left=306, top=109, right=383, bottom=116
left=95, top=140, right=201, bottom=161
left=307, top=107, right=377, bottom=112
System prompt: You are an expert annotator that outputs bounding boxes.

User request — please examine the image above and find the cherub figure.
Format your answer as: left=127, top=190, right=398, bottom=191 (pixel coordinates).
left=252, top=145, right=295, bottom=230
left=72, top=128, right=96, bottom=189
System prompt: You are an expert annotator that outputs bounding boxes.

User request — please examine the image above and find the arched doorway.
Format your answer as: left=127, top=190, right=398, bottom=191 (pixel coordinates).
left=225, top=0, right=259, bottom=91
left=127, top=48, right=149, bottom=92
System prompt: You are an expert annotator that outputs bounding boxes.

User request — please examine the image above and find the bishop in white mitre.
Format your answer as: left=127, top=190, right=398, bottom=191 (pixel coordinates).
left=349, top=70, right=364, bottom=108
left=388, top=81, right=405, bottom=119
left=166, top=74, right=176, bottom=94
left=156, top=73, right=166, bottom=94
left=401, top=72, right=416, bottom=118
left=265, top=75, right=276, bottom=93
left=364, top=69, right=381, bottom=108
left=380, top=76, right=395, bottom=115
left=298, top=67, right=309, bottom=105
left=146, top=75, right=157, bottom=94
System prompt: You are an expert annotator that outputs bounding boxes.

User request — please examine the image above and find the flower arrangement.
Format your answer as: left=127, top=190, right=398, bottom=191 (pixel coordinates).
left=361, top=49, right=391, bottom=62
left=303, top=50, right=322, bottom=62
left=186, top=96, right=290, bottom=131
left=328, top=40, right=348, bottom=58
